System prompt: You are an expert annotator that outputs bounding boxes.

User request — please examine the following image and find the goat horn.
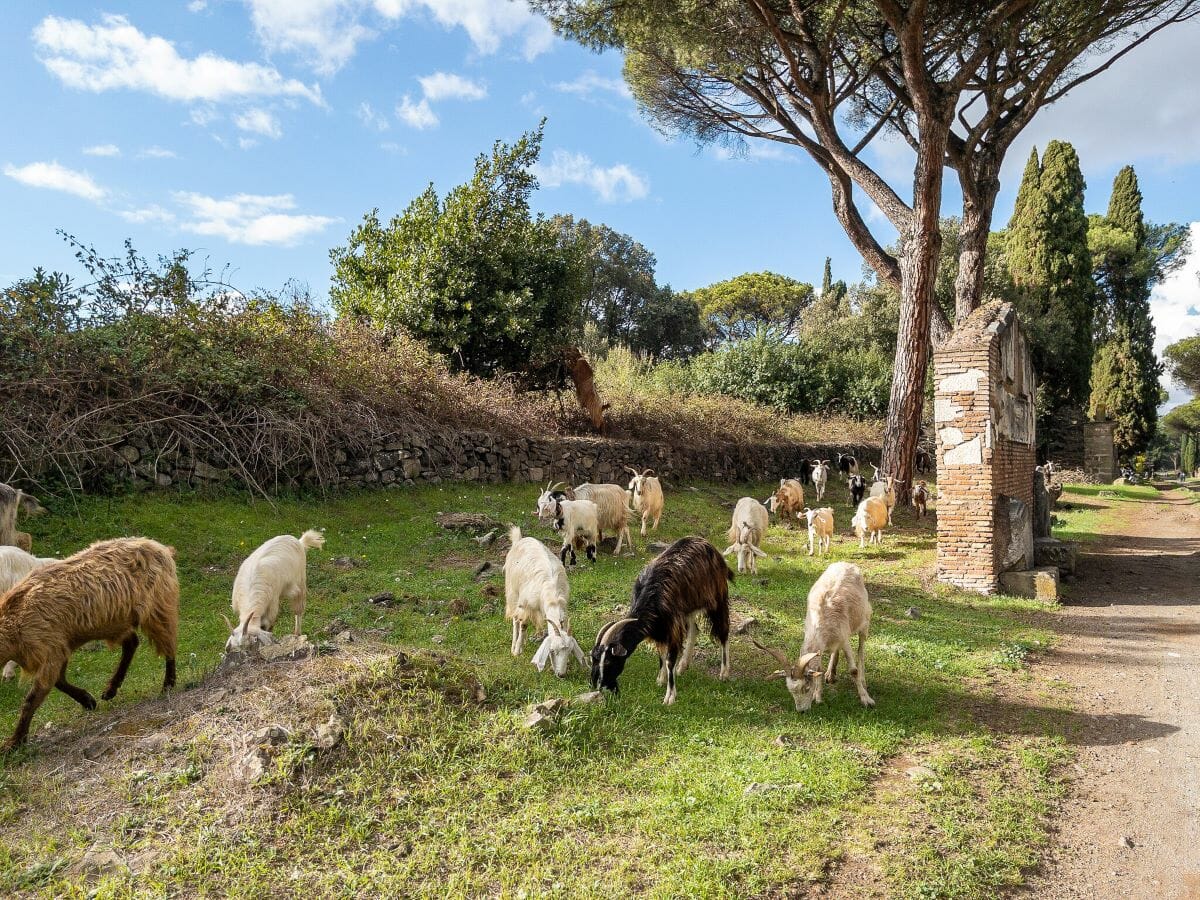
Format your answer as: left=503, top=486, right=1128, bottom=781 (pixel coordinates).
left=641, top=468, right=655, bottom=477
left=796, top=651, right=821, bottom=675
left=624, top=466, right=639, bottom=476
left=750, top=638, right=793, bottom=670
left=220, top=613, right=236, bottom=634
left=600, top=618, right=638, bottom=646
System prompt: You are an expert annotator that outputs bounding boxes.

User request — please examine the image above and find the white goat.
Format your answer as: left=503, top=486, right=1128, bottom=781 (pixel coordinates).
left=552, top=498, right=600, bottom=566
left=504, top=526, right=585, bottom=677
left=811, top=460, right=830, bottom=502
left=869, top=474, right=898, bottom=525
left=223, top=529, right=325, bottom=650
left=0, top=483, right=46, bottom=549
left=624, top=467, right=664, bottom=536
left=801, top=507, right=834, bottom=557
left=752, top=561, right=874, bottom=711
left=723, top=496, right=769, bottom=574
left=852, top=497, right=888, bottom=548
left=0, top=546, right=58, bottom=680
left=535, top=481, right=632, bottom=554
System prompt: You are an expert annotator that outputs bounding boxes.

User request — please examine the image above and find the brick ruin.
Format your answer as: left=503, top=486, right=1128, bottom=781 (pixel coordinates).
left=1083, top=422, right=1118, bottom=482
left=934, top=302, right=1038, bottom=594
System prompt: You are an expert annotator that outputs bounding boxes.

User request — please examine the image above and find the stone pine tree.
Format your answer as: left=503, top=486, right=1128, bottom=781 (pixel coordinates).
left=1006, top=141, right=1095, bottom=420
left=1087, top=166, right=1165, bottom=455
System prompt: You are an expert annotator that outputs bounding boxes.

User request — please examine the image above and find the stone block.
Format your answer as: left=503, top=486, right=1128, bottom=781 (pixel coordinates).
left=1033, top=537, right=1078, bottom=576
left=998, top=567, right=1059, bottom=601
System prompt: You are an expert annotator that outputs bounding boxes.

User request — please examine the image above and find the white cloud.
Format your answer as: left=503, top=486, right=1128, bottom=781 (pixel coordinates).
left=397, top=95, right=437, bottom=129
left=238, top=137, right=260, bottom=150
left=242, top=0, right=554, bottom=73
left=33, top=14, right=322, bottom=105
left=711, top=141, right=798, bottom=164
left=554, top=70, right=630, bottom=100
left=356, top=101, right=390, bottom=131
left=234, top=107, right=283, bottom=139
left=120, top=204, right=175, bottom=224
left=532, top=149, right=649, bottom=203
left=190, top=107, right=220, bottom=127
left=139, top=145, right=177, bottom=159
left=418, top=71, right=486, bottom=102
left=3, top=161, right=106, bottom=202
left=187, top=0, right=208, bottom=11
left=173, top=191, right=337, bottom=246
left=1153, top=221, right=1200, bottom=411
left=83, top=143, right=121, bottom=157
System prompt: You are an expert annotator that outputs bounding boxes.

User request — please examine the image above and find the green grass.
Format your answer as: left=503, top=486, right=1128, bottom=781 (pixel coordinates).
left=1053, top=482, right=1159, bottom=543
left=0, top=480, right=1074, bottom=898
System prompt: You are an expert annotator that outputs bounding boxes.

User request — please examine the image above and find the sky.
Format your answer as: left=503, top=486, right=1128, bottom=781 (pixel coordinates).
left=1, top=2, right=1198, bottom=407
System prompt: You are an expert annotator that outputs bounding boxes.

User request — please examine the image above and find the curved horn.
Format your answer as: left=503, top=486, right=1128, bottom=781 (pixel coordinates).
left=546, top=618, right=562, bottom=636
left=796, top=651, right=821, bottom=675
left=750, top=638, right=793, bottom=670
left=624, top=465, right=640, bottom=477
left=220, top=613, right=236, bottom=634
left=599, top=617, right=638, bottom=646
left=641, top=468, right=655, bottom=478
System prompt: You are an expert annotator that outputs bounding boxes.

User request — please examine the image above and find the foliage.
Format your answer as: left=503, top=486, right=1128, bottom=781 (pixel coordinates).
left=1162, top=399, right=1200, bottom=437
left=627, top=287, right=707, bottom=360
left=1183, top=431, right=1198, bottom=474
left=329, top=126, right=583, bottom=383
left=682, top=270, right=815, bottom=343
left=1165, top=334, right=1200, bottom=394
left=1006, top=141, right=1096, bottom=418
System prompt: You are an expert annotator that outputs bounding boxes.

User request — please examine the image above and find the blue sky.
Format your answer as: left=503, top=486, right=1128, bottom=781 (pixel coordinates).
left=2, top=2, right=1198, bottom=404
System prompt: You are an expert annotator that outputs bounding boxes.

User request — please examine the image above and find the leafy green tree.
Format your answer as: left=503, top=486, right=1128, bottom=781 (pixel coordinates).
left=329, top=126, right=583, bottom=381
left=1165, top=334, right=1200, bottom=394
left=629, top=288, right=706, bottom=360
left=1005, top=141, right=1095, bottom=418
left=683, top=271, right=814, bottom=344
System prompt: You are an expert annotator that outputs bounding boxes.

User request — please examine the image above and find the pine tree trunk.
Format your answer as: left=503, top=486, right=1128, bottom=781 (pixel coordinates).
left=953, top=167, right=999, bottom=322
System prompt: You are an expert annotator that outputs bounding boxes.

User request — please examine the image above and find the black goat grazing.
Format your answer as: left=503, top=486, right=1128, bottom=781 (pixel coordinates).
left=849, top=474, right=866, bottom=506
left=915, top=448, right=931, bottom=474
left=591, top=536, right=733, bottom=704
left=837, top=453, right=859, bottom=483
left=797, top=459, right=813, bottom=486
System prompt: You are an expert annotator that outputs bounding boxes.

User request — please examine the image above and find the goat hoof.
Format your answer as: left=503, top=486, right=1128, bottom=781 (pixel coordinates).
left=861, top=696, right=876, bottom=708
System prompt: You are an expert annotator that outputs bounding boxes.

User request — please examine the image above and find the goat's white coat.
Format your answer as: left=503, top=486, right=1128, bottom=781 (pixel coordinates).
left=0, top=547, right=58, bottom=679
left=802, top=507, right=834, bottom=556
left=504, top=526, right=584, bottom=677
left=555, top=498, right=600, bottom=565
left=625, top=469, right=664, bottom=536
left=852, top=497, right=888, bottom=547
left=723, top=496, right=769, bottom=574
left=225, top=530, right=325, bottom=650
left=573, top=483, right=633, bottom=554
left=869, top=475, right=897, bottom=524
left=811, top=461, right=830, bottom=502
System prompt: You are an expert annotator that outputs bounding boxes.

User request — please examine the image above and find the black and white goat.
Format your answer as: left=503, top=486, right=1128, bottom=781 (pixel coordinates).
left=837, top=453, right=859, bottom=484
left=591, top=536, right=733, bottom=705
left=849, top=474, right=866, bottom=506
left=797, top=459, right=813, bottom=486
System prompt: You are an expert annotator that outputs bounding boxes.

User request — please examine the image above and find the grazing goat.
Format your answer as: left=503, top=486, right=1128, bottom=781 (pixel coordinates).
left=624, top=467, right=664, bottom=536
left=797, top=459, right=813, bottom=486
left=869, top=474, right=898, bottom=525
left=852, top=497, right=888, bottom=548
left=751, top=561, right=873, bottom=711
left=801, top=507, right=834, bottom=557
left=504, top=527, right=585, bottom=677
left=536, top=481, right=632, bottom=554
left=0, top=483, right=46, bottom=550
left=0, top=537, right=178, bottom=750
left=849, top=474, right=866, bottom=506
left=0, top=547, right=58, bottom=680
left=912, top=481, right=929, bottom=518
left=591, top=536, right=732, bottom=705
left=765, top=478, right=804, bottom=526
left=915, top=447, right=932, bottom=474
left=837, top=453, right=859, bottom=483
left=723, top=496, right=769, bottom=574
left=224, top=530, right=325, bottom=650
left=811, top=460, right=830, bottom=502
left=552, top=497, right=600, bottom=566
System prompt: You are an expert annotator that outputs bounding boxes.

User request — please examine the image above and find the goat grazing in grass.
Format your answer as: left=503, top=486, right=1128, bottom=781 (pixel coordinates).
left=550, top=496, right=600, bottom=566
left=811, top=460, right=830, bottom=502
left=723, top=496, right=769, bottom=575
left=504, top=526, right=585, bottom=677
left=224, top=530, right=325, bottom=651
left=0, top=537, right=178, bottom=750
left=624, top=467, right=664, bottom=536
left=591, top=536, right=732, bottom=705
left=536, top=481, right=632, bottom=554
left=0, top=483, right=46, bottom=550
left=751, top=561, right=874, bottom=712
left=801, top=507, right=834, bottom=557
left=912, top=481, right=929, bottom=518
left=765, top=478, right=804, bottom=526
left=852, top=497, right=888, bottom=548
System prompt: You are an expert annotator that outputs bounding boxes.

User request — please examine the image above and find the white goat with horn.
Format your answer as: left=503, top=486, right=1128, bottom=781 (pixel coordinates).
left=624, top=466, right=664, bottom=536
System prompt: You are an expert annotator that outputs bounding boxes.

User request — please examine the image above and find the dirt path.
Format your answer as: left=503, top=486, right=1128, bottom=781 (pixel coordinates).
left=1027, top=487, right=1200, bottom=899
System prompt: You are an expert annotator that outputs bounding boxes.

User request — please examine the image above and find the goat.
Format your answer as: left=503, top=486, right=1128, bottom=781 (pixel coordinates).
left=869, top=474, right=899, bottom=525
left=801, top=507, right=834, bottom=557
left=765, top=478, right=804, bottom=526
left=797, top=459, right=813, bottom=486
left=837, top=453, right=859, bottom=483
left=723, top=496, right=769, bottom=574
left=223, top=530, right=325, bottom=651
left=536, top=481, right=632, bottom=554
left=591, top=536, right=732, bottom=705
left=0, top=547, right=58, bottom=680
left=912, top=481, right=929, bottom=518
left=811, top=460, right=830, bottom=502
left=0, top=483, right=47, bottom=550
left=0, top=537, right=178, bottom=750
left=852, top=497, right=888, bottom=548
left=624, top=467, right=664, bottom=537
left=751, top=561, right=873, bottom=711
left=849, top=474, right=866, bottom=506
left=552, top=497, right=600, bottom=566
left=915, top=447, right=932, bottom=474
left=504, top=526, right=585, bottom=677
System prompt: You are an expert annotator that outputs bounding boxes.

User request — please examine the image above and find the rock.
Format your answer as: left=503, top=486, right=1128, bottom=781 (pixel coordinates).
left=436, top=512, right=498, bottom=531
left=572, top=691, right=605, bottom=705
left=743, top=782, right=803, bottom=795
left=208, top=688, right=229, bottom=704
left=1119, top=834, right=1134, bottom=849
left=251, top=724, right=291, bottom=746
left=523, top=698, right=565, bottom=729
left=647, top=541, right=671, bottom=553
left=81, top=741, right=113, bottom=761
left=731, top=615, right=757, bottom=635
left=333, top=630, right=353, bottom=644
left=431, top=634, right=445, bottom=644
left=258, top=634, right=314, bottom=661
left=79, top=844, right=129, bottom=877
left=233, top=748, right=269, bottom=782
left=772, top=734, right=802, bottom=749
left=905, top=607, right=921, bottom=619
left=1034, top=537, right=1079, bottom=576
left=313, top=715, right=344, bottom=750
left=331, top=556, right=364, bottom=570
left=474, top=529, right=498, bottom=547
left=117, top=445, right=140, bottom=464
left=905, top=765, right=937, bottom=781
left=474, top=561, right=497, bottom=580
left=998, top=567, right=1059, bottom=601
left=366, top=591, right=396, bottom=606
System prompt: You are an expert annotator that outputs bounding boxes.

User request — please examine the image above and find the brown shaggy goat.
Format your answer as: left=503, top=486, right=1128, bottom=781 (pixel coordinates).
left=0, top=537, right=179, bottom=751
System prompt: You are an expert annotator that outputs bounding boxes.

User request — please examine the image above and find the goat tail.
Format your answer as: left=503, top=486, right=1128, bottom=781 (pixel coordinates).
left=508, top=525, right=523, bottom=545
left=299, top=529, right=326, bottom=551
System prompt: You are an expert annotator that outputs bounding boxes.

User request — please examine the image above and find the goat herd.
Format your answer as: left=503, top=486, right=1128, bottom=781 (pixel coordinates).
left=0, top=454, right=922, bottom=752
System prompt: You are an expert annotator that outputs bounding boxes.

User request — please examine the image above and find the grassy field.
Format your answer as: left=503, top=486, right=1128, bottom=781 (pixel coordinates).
left=0, top=478, right=1073, bottom=898
left=1052, top=482, right=1160, bottom=543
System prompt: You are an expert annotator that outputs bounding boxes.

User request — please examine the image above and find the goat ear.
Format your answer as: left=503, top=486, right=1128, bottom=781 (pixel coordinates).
left=531, top=637, right=552, bottom=671
left=752, top=546, right=768, bottom=557
left=570, top=637, right=586, bottom=667
left=609, top=644, right=628, bottom=657
left=722, top=545, right=737, bottom=557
